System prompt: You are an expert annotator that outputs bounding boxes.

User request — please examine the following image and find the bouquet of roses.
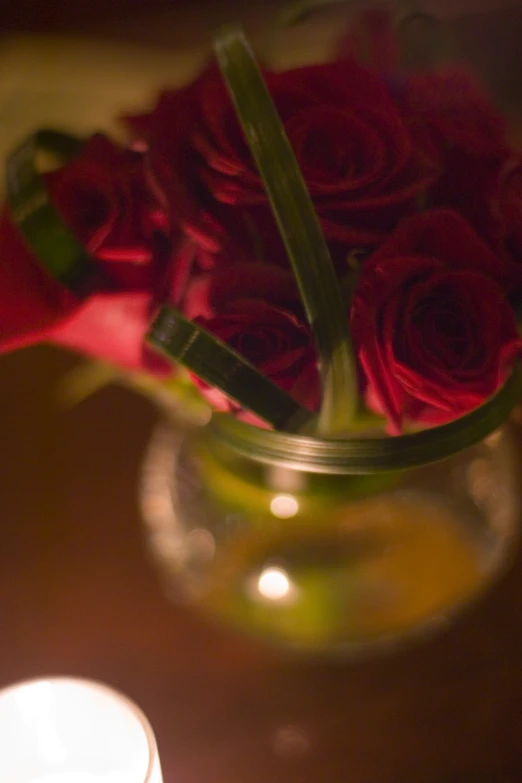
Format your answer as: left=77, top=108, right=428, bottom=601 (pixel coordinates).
left=1, top=5, right=522, bottom=437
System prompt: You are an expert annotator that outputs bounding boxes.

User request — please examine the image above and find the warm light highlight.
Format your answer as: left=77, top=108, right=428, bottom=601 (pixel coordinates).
left=270, top=494, right=299, bottom=519
left=257, top=567, right=292, bottom=600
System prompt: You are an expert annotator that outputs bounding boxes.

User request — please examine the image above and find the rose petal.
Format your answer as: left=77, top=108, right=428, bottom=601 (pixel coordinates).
left=47, top=290, right=168, bottom=374
left=0, top=207, right=79, bottom=353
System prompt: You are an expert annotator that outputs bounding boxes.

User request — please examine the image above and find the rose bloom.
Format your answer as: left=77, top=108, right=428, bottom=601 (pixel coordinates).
left=125, top=58, right=435, bottom=269
left=499, top=160, right=522, bottom=268
left=180, top=261, right=320, bottom=416
left=351, top=209, right=522, bottom=432
left=336, top=10, right=518, bottom=259
left=0, top=134, right=171, bottom=372
left=398, top=68, right=515, bottom=252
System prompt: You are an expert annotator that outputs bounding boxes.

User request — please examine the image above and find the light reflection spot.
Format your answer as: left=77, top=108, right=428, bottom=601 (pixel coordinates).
left=187, top=528, right=216, bottom=561
left=273, top=725, right=309, bottom=758
left=270, top=494, right=299, bottom=519
left=257, top=567, right=293, bottom=601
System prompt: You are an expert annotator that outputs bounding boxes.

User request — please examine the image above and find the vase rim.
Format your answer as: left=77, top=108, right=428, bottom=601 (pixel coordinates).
left=207, top=367, right=522, bottom=474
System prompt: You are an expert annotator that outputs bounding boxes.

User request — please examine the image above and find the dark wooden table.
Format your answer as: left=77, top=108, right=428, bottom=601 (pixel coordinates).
left=1, top=3, right=522, bottom=782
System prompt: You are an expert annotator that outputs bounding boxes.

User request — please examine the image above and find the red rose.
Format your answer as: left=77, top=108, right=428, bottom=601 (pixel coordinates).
left=181, top=261, right=302, bottom=321
left=0, top=134, right=171, bottom=372
left=180, top=261, right=320, bottom=415
left=126, top=58, right=434, bottom=268
left=499, top=160, right=522, bottom=263
left=399, top=69, right=512, bottom=249
left=402, top=70, right=509, bottom=158
left=351, top=209, right=522, bottom=432
left=47, top=134, right=169, bottom=287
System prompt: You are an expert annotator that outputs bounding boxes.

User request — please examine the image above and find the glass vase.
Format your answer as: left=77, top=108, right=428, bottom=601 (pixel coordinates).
left=141, top=409, right=522, bottom=657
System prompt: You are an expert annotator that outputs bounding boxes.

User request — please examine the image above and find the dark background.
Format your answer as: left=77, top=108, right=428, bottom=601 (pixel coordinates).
left=1, top=1, right=521, bottom=111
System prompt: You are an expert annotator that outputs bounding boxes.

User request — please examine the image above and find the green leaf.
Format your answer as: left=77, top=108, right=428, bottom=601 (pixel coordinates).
left=209, top=365, right=522, bottom=474
left=57, top=360, right=121, bottom=406
left=275, top=0, right=347, bottom=27
left=147, top=305, right=312, bottom=432
left=5, top=129, right=95, bottom=294
left=214, top=25, right=358, bottom=436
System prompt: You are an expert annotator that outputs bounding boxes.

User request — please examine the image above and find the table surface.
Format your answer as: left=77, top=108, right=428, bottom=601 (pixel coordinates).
left=1, top=4, right=522, bottom=782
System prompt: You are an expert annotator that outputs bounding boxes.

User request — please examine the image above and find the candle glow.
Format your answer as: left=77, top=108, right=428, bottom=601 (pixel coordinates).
left=0, top=678, right=162, bottom=783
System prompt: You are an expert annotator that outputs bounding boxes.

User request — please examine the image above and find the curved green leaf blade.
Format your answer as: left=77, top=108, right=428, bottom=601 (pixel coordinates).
left=214, top=24, right=358, bottom=436
left=209, top=366, right=522, bottom=474
left=5, top=129, right=96, bottom=295
left=147, top=305, right=312, bottom=432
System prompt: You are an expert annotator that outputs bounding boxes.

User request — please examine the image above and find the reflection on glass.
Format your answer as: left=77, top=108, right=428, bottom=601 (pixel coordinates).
left=270, top=494, right=299, bottom=519
left=142, top=419, right=522, bottom=655
left=257, top=567, right=295, bottom=602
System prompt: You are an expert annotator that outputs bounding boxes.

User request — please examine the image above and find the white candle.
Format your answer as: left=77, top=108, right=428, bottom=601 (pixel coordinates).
left=0, top=678, right=163, bottom=783
left=31, top=776, right=121, bottom=782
